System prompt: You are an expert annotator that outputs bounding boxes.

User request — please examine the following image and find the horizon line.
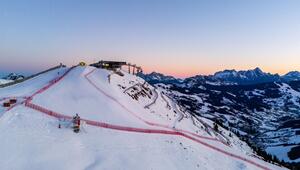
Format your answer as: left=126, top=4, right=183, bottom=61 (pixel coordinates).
left=1, top=63, right=299, bottom=79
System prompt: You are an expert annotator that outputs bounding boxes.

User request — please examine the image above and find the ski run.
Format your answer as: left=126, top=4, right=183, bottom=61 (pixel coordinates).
left=0, top=65, right=286, bottom=170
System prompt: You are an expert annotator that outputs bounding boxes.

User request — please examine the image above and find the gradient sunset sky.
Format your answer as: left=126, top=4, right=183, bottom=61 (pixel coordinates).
left=1, top=0, right=300, bottom=77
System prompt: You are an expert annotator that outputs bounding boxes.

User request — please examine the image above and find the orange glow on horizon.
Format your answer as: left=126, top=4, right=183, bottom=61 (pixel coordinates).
left=142, top=65, right=300, bottom=78
left=1, top=59, right=300, bottom=79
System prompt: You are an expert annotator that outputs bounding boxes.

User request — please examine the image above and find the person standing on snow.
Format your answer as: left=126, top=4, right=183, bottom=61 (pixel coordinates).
left=107, top=74, right=111, bottom=84
left=73, top=114, right=81, bottom=133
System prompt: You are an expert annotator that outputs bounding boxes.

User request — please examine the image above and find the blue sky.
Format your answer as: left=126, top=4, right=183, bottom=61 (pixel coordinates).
left=1, top=0, right=300, bottom=77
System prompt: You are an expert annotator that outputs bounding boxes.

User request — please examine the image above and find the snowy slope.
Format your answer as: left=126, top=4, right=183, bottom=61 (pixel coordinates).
left=0, top=66, right=285, bottom=170
left=0, top=67, right=68, bottom=97
left=0, top=78, right=13, bottom=85
left=147, top=73, right=300, bottom=165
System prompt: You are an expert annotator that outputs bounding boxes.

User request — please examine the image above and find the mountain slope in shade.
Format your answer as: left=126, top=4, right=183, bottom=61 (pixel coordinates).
left=142, top=71, right=300, bottom=168
left=282, top=71, right=300, bottom=81
left=0, top=73, right=25, bottom=85
left=2, top=73, right=25, bottom=81
left=0, top=66, right=284, bottom=170
left=138, top=71, right=181, bottom=84
left=212, top=68, right=281, bottom=85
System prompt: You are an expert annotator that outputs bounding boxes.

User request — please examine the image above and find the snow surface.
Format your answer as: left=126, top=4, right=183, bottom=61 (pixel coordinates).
left=0, top=79, right=13, bottom=85
left=266, top=145, right=300, bottom=163
left=0, top=66, right=286, bottom=170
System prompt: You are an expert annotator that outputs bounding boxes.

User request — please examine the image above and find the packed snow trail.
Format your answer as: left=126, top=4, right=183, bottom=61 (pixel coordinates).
left=0, top=65, right=65, bottom=88
left=160, top=92, right=171, bottom=109
left=25, top=101, right=272, bottom=170
left=0, top=66, right=69, bottom=98
left=144, top=88, right=158, bottom=109
left=28, top=66, right=76, bottom=99
left=123, top=83, right=141, bottom=93
left=0, top=67, right=70, bottom=119
left=17, top=66, right=278, bottom=170
left=1, top=67, right=74, bottom=116
left=84, top=69, right=225, bottom=144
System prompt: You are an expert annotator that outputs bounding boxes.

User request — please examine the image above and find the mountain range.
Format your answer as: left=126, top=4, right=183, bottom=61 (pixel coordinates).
left=0, top=73, right=25, bottom=85
left=139, top=67, right=300, bottom=167
left=2, top=73, right=25, bottom=81
left=139, top=68, right=300, bottom=86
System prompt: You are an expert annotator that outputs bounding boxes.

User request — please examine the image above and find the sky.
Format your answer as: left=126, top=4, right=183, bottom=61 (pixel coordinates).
left=0, top=0, right=300, bottom=78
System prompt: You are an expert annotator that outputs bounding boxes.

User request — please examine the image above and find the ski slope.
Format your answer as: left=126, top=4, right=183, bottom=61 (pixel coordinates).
left=0, top=66, right=286, bottom=170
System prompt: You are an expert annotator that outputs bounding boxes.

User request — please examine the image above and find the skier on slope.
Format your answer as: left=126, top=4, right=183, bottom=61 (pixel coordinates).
left=73, top=114, right=81, bottom=133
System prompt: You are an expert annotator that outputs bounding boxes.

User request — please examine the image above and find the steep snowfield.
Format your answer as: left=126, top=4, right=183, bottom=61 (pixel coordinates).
left=0, top=66, right=285, bottom=170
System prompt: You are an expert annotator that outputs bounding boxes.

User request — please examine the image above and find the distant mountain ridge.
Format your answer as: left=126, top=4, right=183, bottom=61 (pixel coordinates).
left=139, top=68, right=300, bottom=85
left=138, top=67, right=300, bottom=166
left=282, top=71, right=300, bottom=81
left=138, top=72, right=182, bottom=84
left=2, top=73, right=25, bottom=81
left=0, top=73, right=25, bottom=85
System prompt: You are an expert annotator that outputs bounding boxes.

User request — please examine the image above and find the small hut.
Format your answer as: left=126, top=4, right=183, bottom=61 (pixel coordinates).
left=3, top=102, right=10, bottom=107
left=9, top=98, right=17, bottom=104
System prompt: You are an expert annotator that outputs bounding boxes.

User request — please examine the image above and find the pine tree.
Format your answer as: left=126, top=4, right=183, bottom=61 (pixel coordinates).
left=213, top=123, right=219, bottom=132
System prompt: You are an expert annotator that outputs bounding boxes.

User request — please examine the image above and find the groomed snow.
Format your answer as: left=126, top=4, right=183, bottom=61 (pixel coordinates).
left=0, top=66, right=286, bottom=170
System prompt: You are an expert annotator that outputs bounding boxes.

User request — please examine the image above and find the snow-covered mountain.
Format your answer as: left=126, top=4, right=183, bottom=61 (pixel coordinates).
left=140, top=70, right=300, bottom=169
left=140, top=68, right=300, bottom=86
left=282, top=71, right=300, bottom=81
left=0, top=66, right=285, bottom=170
left=138, top=71, right=182, bottom=84
left=0, top=73, right=25, bottom=85
left=2, top=73, right=25, bottom=81
left=212, top=68, right=281, bottom=85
